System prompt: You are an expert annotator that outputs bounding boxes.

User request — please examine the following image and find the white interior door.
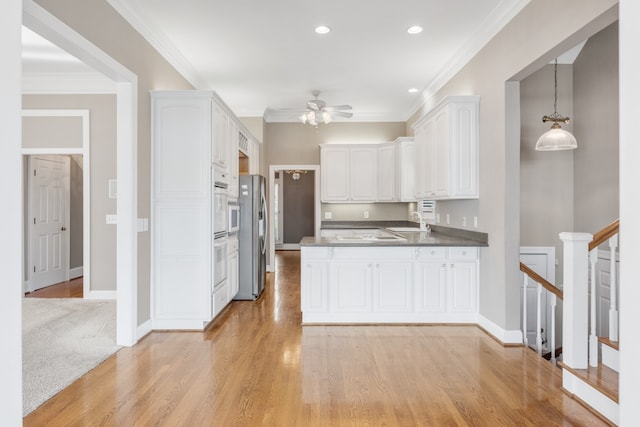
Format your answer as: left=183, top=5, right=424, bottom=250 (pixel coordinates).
left=519, top=248, right=555, bottom=350
left=30, top=155, right=70, bottom=291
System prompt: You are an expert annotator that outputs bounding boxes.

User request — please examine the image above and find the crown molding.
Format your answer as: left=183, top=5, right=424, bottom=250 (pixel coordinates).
left=404, top=0, right=530, bottom=121
left=107, top=0, right=206, bottom=89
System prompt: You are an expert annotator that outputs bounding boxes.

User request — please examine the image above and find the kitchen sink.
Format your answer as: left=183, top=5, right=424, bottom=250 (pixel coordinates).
left=335, top=234, right=406, bottom=242
left=386, top=227, right=425, bottom=232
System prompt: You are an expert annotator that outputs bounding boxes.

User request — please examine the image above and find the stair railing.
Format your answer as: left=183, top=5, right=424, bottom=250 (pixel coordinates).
left=587, top=219, right=620, bottom=367
left=520, top=263, right=563, bottom=365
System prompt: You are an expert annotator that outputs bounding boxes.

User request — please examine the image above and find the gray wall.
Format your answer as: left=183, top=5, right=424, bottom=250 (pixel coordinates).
left=282, top=171, right=315, bottom=244
left=406, top=0, right=617, bottom=333
left=35, top=0, right=195, bottom=324
left=69, top=157, right=83, bottom=269
left=573, top=22, right=619, bottom=234
left=23, top=94, right=117, bottom=291
left=520, top=63, right=575, bottom=281
left=265, top=121, right=408, bottom=221
left=519, top=21, right=619, bottom=282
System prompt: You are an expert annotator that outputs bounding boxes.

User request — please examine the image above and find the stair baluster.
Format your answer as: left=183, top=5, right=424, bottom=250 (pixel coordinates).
left=589, top=247, right=599, bottom=367
left=609, top=235, right=618, bottom=342
left=522, top=274, right=528, bottom=347
left=536, top=283, right=543, bottom=356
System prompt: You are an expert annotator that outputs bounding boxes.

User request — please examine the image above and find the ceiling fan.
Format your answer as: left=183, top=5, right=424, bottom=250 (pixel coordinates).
left=297, top=90, right=353, bottom=125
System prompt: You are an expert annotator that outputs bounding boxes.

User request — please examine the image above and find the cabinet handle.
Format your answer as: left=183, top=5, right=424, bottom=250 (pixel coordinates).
left=461, top=251, right=467, bottom=255
left=431, top=250, right=436, bottom=255
left=442, top=263, right=446, bottom=268
left=376, top=264, right=380, bottom=268
left=450, top=264, right=454, bottom=268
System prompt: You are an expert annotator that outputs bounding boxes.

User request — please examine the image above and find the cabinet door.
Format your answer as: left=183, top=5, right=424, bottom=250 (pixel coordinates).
left=377, top=144, right=396, bottom=201
left=372, top=261, right=413, bottom=312
left=423, top=119, right=437, bottom=198
left=301, top=261, right=329, bottom=313
left=349, top=147, right=377, bottom=201
left=212, top=102, right=228, bottom=168
left=415, top=259, right=447, bottom=312
left=321, top=147, right=350, bottom=201
left=397, top=140, right=416, bottom=202
left=450, top=102, right=478, bottom=198
left=330, top=261, right=372, bottom=312
left=448, top=261, right=478, bottom=313
left=434, top=108, right=450, bottom=197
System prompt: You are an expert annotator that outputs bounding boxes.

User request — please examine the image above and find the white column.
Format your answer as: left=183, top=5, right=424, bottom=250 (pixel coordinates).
left=588, top=248, right=599, bottom=367
left=522, top=274, right=528, bottom=347
left=550, top=294, right=557, bottom=366
left=0, top=0, right=24, bottom=423
left=559, top=232, right=593, bottom=369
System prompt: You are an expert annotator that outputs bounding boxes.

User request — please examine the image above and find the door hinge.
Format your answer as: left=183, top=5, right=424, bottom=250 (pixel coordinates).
left=33, top=169, right=36, bottom=176
left=33, top=266, right=36, bottom=273
left=34, top=217, right=36, bottom=225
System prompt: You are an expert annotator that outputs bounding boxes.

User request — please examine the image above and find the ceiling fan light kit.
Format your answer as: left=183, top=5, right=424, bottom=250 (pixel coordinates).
left=293, top=90, right=353, bottom=126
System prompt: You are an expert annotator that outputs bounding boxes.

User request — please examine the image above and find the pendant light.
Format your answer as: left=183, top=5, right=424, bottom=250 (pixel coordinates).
left=535, top=59, right=577, bottom=151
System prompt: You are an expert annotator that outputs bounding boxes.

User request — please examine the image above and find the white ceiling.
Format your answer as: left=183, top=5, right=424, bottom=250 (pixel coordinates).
left=23, top=0, right=533, bottom=121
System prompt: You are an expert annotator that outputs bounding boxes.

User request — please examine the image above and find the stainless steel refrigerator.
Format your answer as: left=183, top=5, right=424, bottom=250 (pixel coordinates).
left=235, top=174, right=267, bottom=300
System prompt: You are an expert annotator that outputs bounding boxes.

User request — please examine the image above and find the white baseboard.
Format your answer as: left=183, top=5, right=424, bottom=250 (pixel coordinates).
left=85, top=290, right=117, bottom=300
left=23, top=280, right=31, bottom=294
left=136, top=319, right=153, bottom=342
left=69, top=266, right=83, bottom=279
left=478, top=314, right=523, bottom=345
left=601, top=344, right=619, bottom=372
left=563, top=369, right=618, bottom=425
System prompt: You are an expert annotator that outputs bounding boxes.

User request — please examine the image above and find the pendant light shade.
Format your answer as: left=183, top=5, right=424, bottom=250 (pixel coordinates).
left=535, top=59, right=577, bottom=151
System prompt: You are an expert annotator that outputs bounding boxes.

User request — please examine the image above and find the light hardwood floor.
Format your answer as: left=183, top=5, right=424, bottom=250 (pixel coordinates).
left=24, top=277, right=83, bottom=298
left=24, top=251, right=609, bottom=426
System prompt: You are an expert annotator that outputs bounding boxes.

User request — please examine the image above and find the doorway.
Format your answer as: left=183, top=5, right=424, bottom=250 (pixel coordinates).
left=274, top=169, right=316, bottom=250
left=268, top=165, right=320, bottom=272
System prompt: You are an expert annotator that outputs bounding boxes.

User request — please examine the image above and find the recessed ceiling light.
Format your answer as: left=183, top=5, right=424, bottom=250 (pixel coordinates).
left=408, top=88, right=419, bottom=93
left=315, top=26, right=331, bottom=35
left=407, top=25, right=423, bottom=35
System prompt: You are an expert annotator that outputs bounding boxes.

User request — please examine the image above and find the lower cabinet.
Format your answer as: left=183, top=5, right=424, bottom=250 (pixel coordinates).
left=300, top=245, right=478, bottom=323
left=228, top=235, right=239, bottom=301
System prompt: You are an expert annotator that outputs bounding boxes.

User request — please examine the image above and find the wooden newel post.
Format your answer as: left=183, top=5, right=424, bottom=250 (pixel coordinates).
left=559, top=232, right=593, bottom=369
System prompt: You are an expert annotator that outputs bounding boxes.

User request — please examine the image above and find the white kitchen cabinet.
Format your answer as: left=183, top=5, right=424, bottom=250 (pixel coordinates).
left=300, top=244, right=478, bottom=323
left=331, top=261, right=372, bottom=312
left=414, top=247, right=447, bottom=312
left=395, top=137, right=416, bottom=202
left=412, top=96, right=479, bottom=200
left=227, top=122, right=239, bottom=200
left=321, top=143, right=399, bottom=202
left=212, top=101, right=228, bottom=170
left=349, top=147, right=378, bottom=201
left=321, top=146, right=350, bottom=201
left=372, top=260, right=413, bottom=312
left=377, top=143, right=396, bottom=201
left=447, top=247, right=478, bottom=313
left=151, top=90, right=255, bottom=330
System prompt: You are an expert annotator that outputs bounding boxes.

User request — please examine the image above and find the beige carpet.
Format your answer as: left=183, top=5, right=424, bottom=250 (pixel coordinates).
left=22, top=298, right=120, bottom=416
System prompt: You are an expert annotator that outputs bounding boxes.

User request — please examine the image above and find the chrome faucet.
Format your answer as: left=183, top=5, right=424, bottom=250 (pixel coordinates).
left=411, top=211, right=430, bottom=232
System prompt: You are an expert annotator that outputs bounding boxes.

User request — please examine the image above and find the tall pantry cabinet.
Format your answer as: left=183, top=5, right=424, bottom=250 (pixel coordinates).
left=151, top=91, right=248, bottom=330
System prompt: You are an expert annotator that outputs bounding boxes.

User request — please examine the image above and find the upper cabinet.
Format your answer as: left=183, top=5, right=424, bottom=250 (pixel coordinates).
left=394, top=137, right=415, bottom=202
left=412, top=96, right=479, bottom=200
left=320, top=144, right=386, bottom=203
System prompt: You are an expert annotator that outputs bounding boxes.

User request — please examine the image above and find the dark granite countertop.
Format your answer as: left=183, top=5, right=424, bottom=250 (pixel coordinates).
left=300, top=221, right=488, bottom=247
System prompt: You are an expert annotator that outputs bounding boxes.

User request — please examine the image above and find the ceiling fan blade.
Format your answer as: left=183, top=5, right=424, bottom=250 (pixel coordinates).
left=307, top=100, right=321, bottom=110
left=323, top=104, right=352, bottom=112
left=329, top=111, right=354, bottom=118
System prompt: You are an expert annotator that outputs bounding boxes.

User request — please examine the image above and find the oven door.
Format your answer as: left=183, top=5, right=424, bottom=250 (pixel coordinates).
left=213, top=187, right=228, bottom=235
left=228, top=203, right=240, bottom=234
left=213, top=236, right=228, bottom=288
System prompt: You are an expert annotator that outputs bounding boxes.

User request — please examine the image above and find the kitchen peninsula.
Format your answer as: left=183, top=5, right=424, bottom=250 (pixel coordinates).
left=299, top=223, right=488, bottom=324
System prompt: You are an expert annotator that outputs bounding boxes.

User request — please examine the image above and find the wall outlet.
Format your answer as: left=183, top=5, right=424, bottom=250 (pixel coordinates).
left=363, top=211, right=369, bottom=219
left=446, top=214, right=450, bottom=225
left=106, top=214, right=117, bottom=225
left=324, top=211, right=332, bottom=220
left=462, top=216, right=467, bottom=227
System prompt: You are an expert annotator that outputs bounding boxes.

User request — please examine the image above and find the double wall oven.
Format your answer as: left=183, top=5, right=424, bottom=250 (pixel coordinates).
left=213, top=167, right=228, bottom=294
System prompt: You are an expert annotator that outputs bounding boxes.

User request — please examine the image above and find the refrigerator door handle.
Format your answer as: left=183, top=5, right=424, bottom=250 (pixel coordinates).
left=259, top=191, right=268, bottom=255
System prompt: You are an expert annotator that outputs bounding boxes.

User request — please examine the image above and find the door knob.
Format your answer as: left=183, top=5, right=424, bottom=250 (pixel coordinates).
left=61, top=226, right=67, bottom=231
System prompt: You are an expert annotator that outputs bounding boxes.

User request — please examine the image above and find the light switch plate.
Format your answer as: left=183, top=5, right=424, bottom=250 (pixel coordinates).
left=324, top=211, right=332, bottom=219
left=106, top=214, right=117, bottom=224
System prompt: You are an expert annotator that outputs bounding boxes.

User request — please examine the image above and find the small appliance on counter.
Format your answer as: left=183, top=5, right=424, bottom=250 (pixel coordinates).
left=235, top=174, right=267, bottom=300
